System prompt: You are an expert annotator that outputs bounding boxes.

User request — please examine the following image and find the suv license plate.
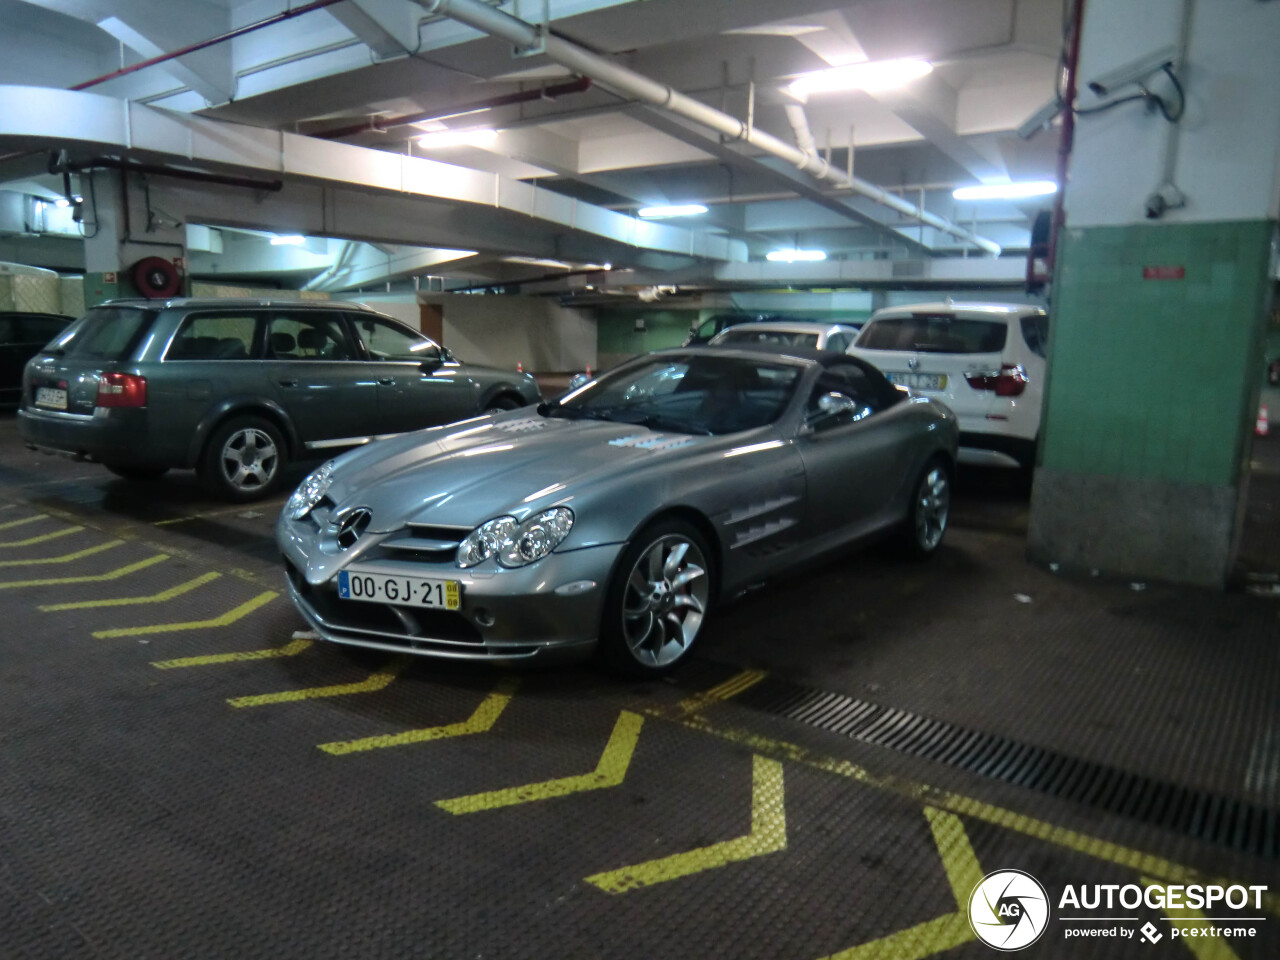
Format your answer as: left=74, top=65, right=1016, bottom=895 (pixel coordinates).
left=35, top=386, right=68, bottom=410
left=887, top=373, right=947, bottom=391
left=338, top=570, right=461, bottom=610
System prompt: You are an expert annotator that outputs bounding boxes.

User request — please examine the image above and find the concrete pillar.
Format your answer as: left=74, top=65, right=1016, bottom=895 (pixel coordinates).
left=82, top=169, right=187, bottom=307
left=1028, top=0, right=1280, bottom=587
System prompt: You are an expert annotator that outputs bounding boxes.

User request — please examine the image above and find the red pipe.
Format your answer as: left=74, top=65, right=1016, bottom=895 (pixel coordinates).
left=1047, top=0, right=1086, bottom=275
left=315, top=77, right=593, bottom=140
left=70, top=0, right=350, bottom=92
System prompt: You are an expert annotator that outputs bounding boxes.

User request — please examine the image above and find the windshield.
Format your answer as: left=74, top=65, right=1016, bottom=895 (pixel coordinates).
left=47, top=306, right=159, bottom=360
left=713, top=328, right=821, bottom=349
left=548, top=354, right=802, bottom=436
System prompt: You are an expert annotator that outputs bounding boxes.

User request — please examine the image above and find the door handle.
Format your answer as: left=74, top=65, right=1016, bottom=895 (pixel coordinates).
left=377, top=377, right=395, bottom=386
left=277, top=378, right=298, bottom=388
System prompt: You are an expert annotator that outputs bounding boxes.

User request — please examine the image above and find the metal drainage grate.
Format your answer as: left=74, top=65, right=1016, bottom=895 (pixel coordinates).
left=730, top=675, right=1279, bottom=860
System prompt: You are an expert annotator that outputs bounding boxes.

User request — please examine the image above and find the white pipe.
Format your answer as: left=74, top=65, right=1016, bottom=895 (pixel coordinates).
left=783, top=104, right=818, bottom=158
left=422, top=0, right=1001, bottom=256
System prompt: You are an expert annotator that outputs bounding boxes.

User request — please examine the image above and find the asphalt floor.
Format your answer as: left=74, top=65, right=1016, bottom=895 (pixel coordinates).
left=0, top=410, right=1276, bottom=959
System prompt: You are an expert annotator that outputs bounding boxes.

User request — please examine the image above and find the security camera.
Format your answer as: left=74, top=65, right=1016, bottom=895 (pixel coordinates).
left=1144, top=182, right=1186, bottom=219
left=1016, top=98, right=1062, bottom=140
left=1086, top=45, right=1177, bottom=97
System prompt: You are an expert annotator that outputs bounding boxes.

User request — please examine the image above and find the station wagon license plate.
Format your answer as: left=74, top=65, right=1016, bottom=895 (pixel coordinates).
left=338, top=569, right=461, bottom=610
left=34, top=386, right=68, bottom=410
left=886, top=372, right=947, bottom=391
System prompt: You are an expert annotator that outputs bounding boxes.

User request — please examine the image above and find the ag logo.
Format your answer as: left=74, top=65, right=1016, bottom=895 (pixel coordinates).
left=968, top=870, right=1050, bottom=951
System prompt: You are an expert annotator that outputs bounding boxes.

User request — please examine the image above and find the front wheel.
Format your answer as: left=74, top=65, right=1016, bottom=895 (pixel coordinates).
left=482, top=394, right=522, bottom=414
left=895, top=458, right=951, bottom=559
left=199, top=416, right=286, bottom=501
left=596, top=519, right=713, bottom=679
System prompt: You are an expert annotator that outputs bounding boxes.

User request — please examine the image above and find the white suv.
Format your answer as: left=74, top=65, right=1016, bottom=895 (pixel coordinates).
left=848, top=302, right=1048, bottom=469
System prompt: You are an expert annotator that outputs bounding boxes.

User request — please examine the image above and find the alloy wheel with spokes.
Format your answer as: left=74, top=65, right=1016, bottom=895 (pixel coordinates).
left=201, top=416, right=287, bottom=501
left=599, top=519, right=714, bottom=677
left=900, top=460, right=951, bottom=558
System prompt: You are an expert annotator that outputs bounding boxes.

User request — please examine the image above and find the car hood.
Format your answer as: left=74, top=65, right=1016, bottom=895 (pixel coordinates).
left=324, top=413, right=714, bottom=531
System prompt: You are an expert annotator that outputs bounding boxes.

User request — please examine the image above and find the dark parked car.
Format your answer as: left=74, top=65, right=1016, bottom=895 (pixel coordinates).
left=19, top=299, right=542, bottom=500
left=0, top=311, right=73, bottom=406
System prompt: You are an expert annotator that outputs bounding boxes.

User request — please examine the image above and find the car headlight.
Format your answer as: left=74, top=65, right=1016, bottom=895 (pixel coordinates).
left=456, top=507, right=574, bottom=569
left=286, top=460, right=336, bottom=520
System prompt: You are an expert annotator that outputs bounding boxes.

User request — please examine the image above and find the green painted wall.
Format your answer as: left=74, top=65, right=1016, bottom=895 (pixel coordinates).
left=1039, top=219, right=1275, bottom=487
left=596, top=309, right=698, bottom=356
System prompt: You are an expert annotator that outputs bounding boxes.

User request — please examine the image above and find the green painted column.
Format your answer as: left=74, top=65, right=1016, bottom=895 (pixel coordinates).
left=1026, top=0, right=1280, bottom=587
left=82, top=169, right=187, bottom=308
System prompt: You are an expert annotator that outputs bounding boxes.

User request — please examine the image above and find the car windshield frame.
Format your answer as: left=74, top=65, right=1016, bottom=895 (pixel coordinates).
left=546, top=352, right=806, bottom=437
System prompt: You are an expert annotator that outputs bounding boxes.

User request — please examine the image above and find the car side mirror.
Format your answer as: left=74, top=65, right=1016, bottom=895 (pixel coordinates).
left=805, top=391, right=858, bottom=431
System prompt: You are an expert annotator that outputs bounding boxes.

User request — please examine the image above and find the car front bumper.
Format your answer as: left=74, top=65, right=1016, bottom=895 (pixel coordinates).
left=278, top=513, right=621, bottom=663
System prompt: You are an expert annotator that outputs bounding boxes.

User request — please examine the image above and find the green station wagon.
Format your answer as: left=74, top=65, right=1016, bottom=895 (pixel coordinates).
left=19, top=299, right=542, bottom=500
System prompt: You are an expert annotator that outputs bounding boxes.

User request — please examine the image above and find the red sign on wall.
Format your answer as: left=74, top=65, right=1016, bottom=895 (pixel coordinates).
left=1142, top=265, right=1185, bottom=280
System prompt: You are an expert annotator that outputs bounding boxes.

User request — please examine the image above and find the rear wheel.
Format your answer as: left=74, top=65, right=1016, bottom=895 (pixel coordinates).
left=199, top=416, right=286, bottom=501
left=103, top=464, right=168, bottom=481
left=597, top=518, right=713, bottom=679
left=895, top=458, right=951, bottom=559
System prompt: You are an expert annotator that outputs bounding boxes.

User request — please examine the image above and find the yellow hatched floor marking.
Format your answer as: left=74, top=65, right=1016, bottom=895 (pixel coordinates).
left=0, top=554, right=166, bottom=589
left=39, top=571, right=220, bottom=611
left=668, top=713, right=1280, bottom=919
left=0, top=525, right=81, bottom=548
left=1140, top=878, right=1246, bottom=960
left=677, top=668, right=767, bottom=716
left=819, top=808, right=982, bottom=960
left=585, top=753, right=785, bottom=893
left=319, top=675, right=520, bottom=755
left=437, top=710, right=643, bottom=815
left=228, top=655, right=409, bottom=708
left=0, top=541, right=121, bottom=568
left=152, top=632, right=315, bottom=670
left=93, top=590, right=276, bottom=639
left=0, top=513, right=47, bottom=530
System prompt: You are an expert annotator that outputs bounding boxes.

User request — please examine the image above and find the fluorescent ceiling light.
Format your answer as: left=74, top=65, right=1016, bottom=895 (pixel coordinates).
left=789, top=58, right=932, bottom=98
left=54, top=197, right=71, bottom=208
left=725, top=24, right=825, bottom=37
left=417, top=128, right=498, bottom=149
left=270, top=235, right=306, bottom=246
left=504, top=256, right=572, bottom=269
left=766, top=249, right=827, bottom=262
left=637, top=203, right=708, bottom=219
left=952, top=180, right=1058, bottom=201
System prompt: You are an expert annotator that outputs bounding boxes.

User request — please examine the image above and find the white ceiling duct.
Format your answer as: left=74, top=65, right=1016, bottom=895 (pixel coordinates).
left=419, top=0, right=1002, bottom=256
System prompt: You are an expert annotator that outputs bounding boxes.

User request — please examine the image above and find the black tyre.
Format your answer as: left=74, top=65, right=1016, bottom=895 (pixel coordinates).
left=483, top=394, right=522, bottom=414
left=103, top=464, right=169, bottom=481
left=894, top=457, right=952, bottom=559
left=199, top=416, right=286, bottom=501
left=596, top=518, right=713, bottom=679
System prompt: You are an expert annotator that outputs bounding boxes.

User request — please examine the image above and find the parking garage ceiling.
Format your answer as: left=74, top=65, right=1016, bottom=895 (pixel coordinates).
left=0, top=0, right=1063, bottom=293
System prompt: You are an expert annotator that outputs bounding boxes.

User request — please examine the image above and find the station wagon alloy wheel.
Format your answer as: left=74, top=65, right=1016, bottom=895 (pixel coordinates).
left=221, top=427, right=279, bottom=491
left=619, top=530, right=710, bottom=670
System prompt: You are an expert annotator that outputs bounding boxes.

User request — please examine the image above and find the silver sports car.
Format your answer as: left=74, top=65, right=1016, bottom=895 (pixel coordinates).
left=277, top=346, right=958, bottom=676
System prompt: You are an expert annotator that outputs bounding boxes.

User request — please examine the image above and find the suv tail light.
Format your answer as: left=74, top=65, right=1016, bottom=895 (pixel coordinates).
left=96, top=372, right=147, bottom=408
left=965, top=364, right=1027, bottom=397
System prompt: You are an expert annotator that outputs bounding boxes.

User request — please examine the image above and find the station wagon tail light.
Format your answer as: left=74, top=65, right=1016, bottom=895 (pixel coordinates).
left=965, top=364, right=1027, bottom=397
left=457, top=508, right=574, bottom=569
left=96, top=372, right=147, bottom=408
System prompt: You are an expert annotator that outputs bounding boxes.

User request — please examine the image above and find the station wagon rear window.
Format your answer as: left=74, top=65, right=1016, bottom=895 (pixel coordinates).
left=47, top=306, right=158, bottom=360
left=856, top=315, right=1007, bottom=354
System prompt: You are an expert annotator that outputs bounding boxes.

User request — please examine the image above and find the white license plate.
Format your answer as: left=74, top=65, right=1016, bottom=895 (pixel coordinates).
left=338, top=569, right=461, bottom=610
left=886, top=372, right=947, bottom=391
left=35, top=386, right=68, bottom=410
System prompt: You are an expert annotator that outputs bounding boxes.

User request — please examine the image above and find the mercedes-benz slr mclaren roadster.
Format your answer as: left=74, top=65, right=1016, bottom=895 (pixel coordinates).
left=278, top=346, right=958, bottom=676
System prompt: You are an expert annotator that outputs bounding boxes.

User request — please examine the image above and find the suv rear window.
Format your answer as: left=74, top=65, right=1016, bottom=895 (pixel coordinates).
left=856, top=315, right=1007, bottom=354
left=51, top=306, right=158, bottom=360
left=1020, top=314, right=1050, bottom=358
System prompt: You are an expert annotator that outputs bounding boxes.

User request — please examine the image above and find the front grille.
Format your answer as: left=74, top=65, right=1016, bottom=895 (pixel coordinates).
left=375, top=522, right=470, bottom=562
